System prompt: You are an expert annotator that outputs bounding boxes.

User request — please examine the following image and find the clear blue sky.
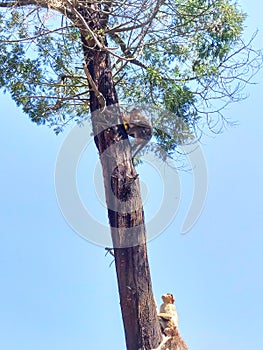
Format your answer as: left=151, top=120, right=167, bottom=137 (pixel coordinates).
left=1, top=1, right=263, bottom=349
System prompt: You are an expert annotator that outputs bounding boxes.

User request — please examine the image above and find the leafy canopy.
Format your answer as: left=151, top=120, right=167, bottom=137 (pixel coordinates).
left=0, top=0, right=261, bottom=157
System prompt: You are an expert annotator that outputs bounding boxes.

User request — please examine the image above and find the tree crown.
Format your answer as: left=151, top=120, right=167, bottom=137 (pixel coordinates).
left=0, top=0, right=261, bottom=159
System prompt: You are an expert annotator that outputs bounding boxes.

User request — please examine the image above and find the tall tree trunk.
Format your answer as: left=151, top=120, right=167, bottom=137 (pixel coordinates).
left=79, top=4, right=163, bottom=350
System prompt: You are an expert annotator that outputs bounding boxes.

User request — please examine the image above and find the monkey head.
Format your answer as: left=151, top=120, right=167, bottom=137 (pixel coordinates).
left=161, top=293, right=175, bottom=304
left=130, top=108, right=141, bottom=118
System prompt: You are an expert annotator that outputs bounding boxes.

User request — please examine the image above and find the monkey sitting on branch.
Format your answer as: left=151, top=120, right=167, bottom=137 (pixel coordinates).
left=122, top=108, right=153, bottom=159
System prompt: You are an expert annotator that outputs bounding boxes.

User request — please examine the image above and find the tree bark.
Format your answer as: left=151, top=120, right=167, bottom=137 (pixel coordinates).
left=79, top=4, right=162, bottom=350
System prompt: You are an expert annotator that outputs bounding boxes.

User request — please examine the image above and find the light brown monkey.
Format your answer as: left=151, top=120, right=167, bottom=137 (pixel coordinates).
left=122, top=108, right=153, bottom=158
left=158, top=293, right=179, bottom=336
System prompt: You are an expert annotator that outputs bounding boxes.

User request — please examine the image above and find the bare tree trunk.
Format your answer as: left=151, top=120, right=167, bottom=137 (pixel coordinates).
left=79, top=5, right=163, bottom=350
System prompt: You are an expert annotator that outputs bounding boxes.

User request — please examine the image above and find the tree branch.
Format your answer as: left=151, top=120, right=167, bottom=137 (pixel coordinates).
left=0, top=0, right=47, bottom=8
left=83, top=62, right=106, bottom=111
left=109, top=32, right=148, bottom=69
left=107, top=0, right=165, bottom=34
left=0, top=0, right=74, bottom=19
left=1, top=25, right=72, bottom=43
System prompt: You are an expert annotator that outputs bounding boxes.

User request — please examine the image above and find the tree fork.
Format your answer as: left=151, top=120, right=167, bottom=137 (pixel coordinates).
left=80, top=8, right=162, bottom=350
